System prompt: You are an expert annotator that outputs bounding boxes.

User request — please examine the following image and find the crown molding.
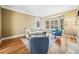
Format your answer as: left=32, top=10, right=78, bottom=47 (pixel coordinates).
left=1, top=5, right=34, bottom=16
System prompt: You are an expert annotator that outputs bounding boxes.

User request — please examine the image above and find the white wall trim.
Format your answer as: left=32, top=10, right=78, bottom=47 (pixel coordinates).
left=45, top=14, right=64, bottom=19
left=0, top=34, right=24, bottom=43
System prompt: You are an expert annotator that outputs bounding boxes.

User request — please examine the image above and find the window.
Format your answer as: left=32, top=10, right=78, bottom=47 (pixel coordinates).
left=45, top=20, right=58, bottom=29
left=46, top=21, right=50, bottom=29
left=45, top=16, right=64, bottom=30
left=60, top=19, right=64, bottom=29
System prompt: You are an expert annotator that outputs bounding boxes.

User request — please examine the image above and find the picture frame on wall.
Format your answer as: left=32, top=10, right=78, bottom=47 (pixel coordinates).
left=35, top=17, right=41, bottom=29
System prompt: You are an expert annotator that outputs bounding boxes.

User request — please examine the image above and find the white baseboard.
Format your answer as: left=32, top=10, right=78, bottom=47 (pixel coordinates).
left=0, top=34, right=24, bottom=43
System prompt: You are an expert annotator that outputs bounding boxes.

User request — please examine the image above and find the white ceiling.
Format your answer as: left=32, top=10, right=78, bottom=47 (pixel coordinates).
left=1, top=5, right=78, bottom=17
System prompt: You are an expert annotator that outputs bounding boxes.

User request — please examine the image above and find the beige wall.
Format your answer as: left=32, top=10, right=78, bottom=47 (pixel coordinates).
left=0, top=7, right=1, bottom=38
left=2, top=8, right=77, bottom=38
left=64, top=10, right=77, bottom=36
left=2, top=8, right=35, bottom=38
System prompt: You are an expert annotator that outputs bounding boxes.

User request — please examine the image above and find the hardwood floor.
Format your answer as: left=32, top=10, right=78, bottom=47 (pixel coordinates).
left=0, top=37, right=29, bottom=54
left=0, top=36, right=61, bottom=54
left=0, top=35, right=77, bottom=54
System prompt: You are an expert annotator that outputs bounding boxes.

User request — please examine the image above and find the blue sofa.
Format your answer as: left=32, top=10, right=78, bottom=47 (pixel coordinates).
left=29, top=36, right=49, bottom=54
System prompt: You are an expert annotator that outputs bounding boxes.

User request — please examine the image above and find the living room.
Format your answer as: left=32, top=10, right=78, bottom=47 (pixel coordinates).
left=0, top=5, right=78, bottom=54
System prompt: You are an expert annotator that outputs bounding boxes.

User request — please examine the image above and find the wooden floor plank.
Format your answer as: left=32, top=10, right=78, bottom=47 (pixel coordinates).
left=0, top=37, right=29, bottom=54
